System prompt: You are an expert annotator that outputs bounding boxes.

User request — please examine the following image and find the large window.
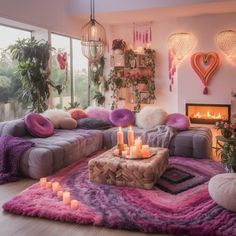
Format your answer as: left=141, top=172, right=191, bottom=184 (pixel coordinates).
left=51, top=33, right=89, bottom=109
left=0, top=25, right=31, bottom=121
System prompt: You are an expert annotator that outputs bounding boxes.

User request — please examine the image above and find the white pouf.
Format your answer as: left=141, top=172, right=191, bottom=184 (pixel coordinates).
left=208, top=173, right=236, bottom=212
left=136, top=106, right=167, bottom=129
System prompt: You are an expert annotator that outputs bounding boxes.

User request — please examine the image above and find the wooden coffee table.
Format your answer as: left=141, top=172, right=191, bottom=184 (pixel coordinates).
left=88, top=147, right=169, bottom=189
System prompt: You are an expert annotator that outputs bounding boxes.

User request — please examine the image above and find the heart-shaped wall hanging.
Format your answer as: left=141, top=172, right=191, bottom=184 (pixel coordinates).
left=191, top=51, right=220, bottom=94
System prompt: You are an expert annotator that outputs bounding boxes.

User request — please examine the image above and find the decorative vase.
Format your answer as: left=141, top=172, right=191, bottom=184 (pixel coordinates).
left=221, top=129, right=232, bottom=139
left=114, top=49, right=123, bottom=55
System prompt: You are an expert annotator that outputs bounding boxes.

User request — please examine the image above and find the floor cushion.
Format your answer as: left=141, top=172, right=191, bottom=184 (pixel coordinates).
left=24, top=113, right=54, bottom=138
left=208, top=173, right=236, bottom=212
left=43, top=109, right=71, bottom=128
left=109, top=108, right=135, bottom=127
left=166, top=113, right=190, bottom=131
left=59, top=118, right=77, bottom=129
left=136, top=106, right=167, bottom=129
left=86, top=107, right=111, bottom=123
left=78, top=118, right=112, bottom=130
left=69, top=108, right=87, bottom=121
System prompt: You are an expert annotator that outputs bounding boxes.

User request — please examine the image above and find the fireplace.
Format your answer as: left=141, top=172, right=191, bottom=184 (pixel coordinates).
left=185, top=103, right=231, bottom=124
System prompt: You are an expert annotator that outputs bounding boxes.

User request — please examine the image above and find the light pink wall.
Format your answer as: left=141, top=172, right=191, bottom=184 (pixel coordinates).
left=0, top=0, right=83, bottom=37
left=177, top=13, right=236, bottom=113
left=110, top=12, right=236, bottom=113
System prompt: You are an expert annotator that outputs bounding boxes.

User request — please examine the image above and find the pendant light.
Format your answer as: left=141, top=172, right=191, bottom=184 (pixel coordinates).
left=81, top=0, right=106, bottom=71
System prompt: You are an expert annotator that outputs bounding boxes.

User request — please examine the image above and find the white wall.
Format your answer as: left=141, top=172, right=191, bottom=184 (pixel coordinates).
left=110, top=12, right=236, bottom=113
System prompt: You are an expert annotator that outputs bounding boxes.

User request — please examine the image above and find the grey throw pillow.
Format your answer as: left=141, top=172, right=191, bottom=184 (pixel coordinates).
left=77, top=118, right=112, bottom=130
left=2, top=119, right=27, bottom=137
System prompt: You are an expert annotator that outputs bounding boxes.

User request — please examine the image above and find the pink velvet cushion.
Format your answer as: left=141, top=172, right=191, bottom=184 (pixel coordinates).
left=208, top=173, right=236, bottom=212
left=24, top=113, right=54, bottom=138
left=166, top=113, right=190, bottom=131
left=69, top=108, right=87, bottom=121
left=86, top=107, right=111, bottom=123
left=109, top=108, right=135, bottom=127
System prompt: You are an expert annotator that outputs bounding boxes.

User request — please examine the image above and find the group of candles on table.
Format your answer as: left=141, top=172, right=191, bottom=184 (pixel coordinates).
left=114, top=126, right=151, bottom=158
left=39, top=178, right=79, bottom=209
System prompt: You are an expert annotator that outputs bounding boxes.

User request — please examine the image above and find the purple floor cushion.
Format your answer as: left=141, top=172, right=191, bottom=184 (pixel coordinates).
left=24, top=113, right=54, bottom=138
left=166, top=113, right=190, bottom=131
left=86, top=107, right=111, bottom=123
left=109, top=108, right=135, bottom=127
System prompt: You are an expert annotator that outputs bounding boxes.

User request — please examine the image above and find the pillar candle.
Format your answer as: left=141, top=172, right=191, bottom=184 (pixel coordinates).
left=128, top=126, right=135, bottom=147
left=63, top=191, right=71, bottom=205
left=46, top=181, right=52, bottom=188
left=135, top=137, right=142, bottom=152
left=130, top=146, right=137, bottom=158
left=117, top=127, right=124, bottom=145
left=40, top=177, right=47, bottom=187
left=57, top=190, right=63, bottom=198
left=142, top=145, right=150, bottom=158
left=121, top=150, right=128, bottom=158
left=52, top=182, right=60, bottom=193
left=70, top=200, right=79, bottom=210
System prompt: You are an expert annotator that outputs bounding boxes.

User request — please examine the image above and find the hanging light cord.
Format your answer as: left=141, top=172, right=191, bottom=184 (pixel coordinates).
left=90, top=0, right=95, bottom=20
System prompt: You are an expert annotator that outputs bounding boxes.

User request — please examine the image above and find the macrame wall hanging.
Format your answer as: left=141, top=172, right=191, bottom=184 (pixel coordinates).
left=191, top=51, right=220, bottom=94
left=133, top=23, right=152, bottom=48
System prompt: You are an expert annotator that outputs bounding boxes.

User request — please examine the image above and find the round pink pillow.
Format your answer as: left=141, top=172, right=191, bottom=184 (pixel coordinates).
left=166, top=113, right=190, bottom=131
left=24, top=113, right=54, bottom=138
left=69, top=108, right=87, bottom=121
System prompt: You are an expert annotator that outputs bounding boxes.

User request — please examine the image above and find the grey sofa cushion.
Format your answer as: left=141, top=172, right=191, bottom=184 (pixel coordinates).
left=78, top=118, right=112, bottom=130
left=103, top=126, right=212, bottom=159
left=19, top=129, right=103, bottom=179
left=0, top=119, right=27, bottom=137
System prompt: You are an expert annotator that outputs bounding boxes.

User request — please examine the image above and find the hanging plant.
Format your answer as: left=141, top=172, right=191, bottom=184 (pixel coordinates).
left=93, top=91, right=105, bottom=106
left=8, top=37, right=56, bottom=113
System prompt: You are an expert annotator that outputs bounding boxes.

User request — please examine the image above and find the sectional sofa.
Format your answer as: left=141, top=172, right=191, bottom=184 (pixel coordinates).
left=0, top=119, right=212, bottom=179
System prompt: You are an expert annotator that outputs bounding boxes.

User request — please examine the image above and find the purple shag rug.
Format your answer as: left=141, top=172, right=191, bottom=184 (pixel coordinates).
left=3, top=154, right=236, bottom=236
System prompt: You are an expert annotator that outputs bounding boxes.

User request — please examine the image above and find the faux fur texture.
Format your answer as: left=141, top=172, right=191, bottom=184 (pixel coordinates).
left=43, top=109, right=71, bottom=128
left=136, top=106, right=168, bottom=129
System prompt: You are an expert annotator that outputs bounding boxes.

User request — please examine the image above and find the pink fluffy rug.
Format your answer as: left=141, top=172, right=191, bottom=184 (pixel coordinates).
left=3, top=153, right=236, bottom=235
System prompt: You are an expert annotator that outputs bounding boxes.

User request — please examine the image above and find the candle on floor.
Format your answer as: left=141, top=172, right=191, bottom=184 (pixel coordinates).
left=57, top=190, right=63, bottom=198
left=63, top=191, right=71, bottom=205
left=40, top=177, right=47, bottom=187
left=130, top=146, right=137, bottom=158
left=128, top=126, right=135, bottom=147
left=113, top=148, right=119, bottom=156
left=117, top=127, right=124, bottom=145
left=142, top=145, right=150, bottom=158
left=70, top=200, right=79, bottom=210
left=52, top=182, right=60, bottom=193
left=46, top=181, right=52, bottom=188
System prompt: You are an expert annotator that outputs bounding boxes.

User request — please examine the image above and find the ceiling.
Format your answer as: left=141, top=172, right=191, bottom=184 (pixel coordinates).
left=68, top=0, right=236, bottom=24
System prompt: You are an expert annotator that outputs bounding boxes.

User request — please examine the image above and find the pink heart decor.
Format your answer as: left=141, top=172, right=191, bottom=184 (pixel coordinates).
left=191, top=52, right=220, bottom=94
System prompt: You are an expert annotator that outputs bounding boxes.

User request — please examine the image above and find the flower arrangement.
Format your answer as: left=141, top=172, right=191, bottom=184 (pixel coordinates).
left=112, top=39, right=127, bottom=51
left=215, top=121, right=236, bottom=138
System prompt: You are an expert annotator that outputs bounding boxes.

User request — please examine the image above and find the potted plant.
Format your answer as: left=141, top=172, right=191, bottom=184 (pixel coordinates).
left=8, top=37, right=56, bottom=113
left=112, top=39, right=127, bottom=55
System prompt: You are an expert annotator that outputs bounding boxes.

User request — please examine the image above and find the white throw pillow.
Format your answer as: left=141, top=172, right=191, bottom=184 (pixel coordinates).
left=43, top=109, right=71, bottom=128
left=136, top=106, right=167, bottom=129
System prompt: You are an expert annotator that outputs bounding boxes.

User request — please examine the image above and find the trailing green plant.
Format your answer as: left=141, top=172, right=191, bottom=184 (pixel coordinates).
left=125, top=49, right=136, bottom=68
left=112, top=39, right=126, bottom=51
left=8, top=37, right=57, bottom=113
left=93, top=91, right=105, bottom=106
left=64, top=101, right=81, bottom=111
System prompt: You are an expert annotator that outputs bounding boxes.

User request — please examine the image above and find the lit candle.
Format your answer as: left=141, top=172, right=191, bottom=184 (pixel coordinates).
left=142, top=145, right=150, bottom=158
left=117, top=127, right=124, bottom=145
left=122, top=150, right=128, bottom=158
left=113, top=148, right=119, bottom=156
left=46, top=181, right=52, bottom=188
left=52, top=182, right=60, bottom=193
left=57, top=190, right=63, bottom=198
left=70, top=200, right=79, bottom=210
left=135, top=137, right=142, bottom=152
left=63, top=191, right=71, bottom=205
left=128, top=126, right=135, bottom=147
left=130, top=146, right=137, bottom=158
left=40, top=177, right=47, bottom=187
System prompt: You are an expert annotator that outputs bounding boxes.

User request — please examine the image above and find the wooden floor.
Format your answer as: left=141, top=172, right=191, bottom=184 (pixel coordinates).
left=0, top=179, right=168, bottom=236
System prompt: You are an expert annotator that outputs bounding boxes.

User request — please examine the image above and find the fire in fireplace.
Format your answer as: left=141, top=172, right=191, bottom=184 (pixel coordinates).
left=186, top=103, right=231, bottom=124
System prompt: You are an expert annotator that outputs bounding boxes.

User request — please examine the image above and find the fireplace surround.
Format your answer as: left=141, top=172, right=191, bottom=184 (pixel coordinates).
left=186, top=103, right=231, bottom=124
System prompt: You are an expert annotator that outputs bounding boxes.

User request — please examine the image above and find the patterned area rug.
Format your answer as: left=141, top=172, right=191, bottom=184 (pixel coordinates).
left=3, top=153, right=236, bottom=236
